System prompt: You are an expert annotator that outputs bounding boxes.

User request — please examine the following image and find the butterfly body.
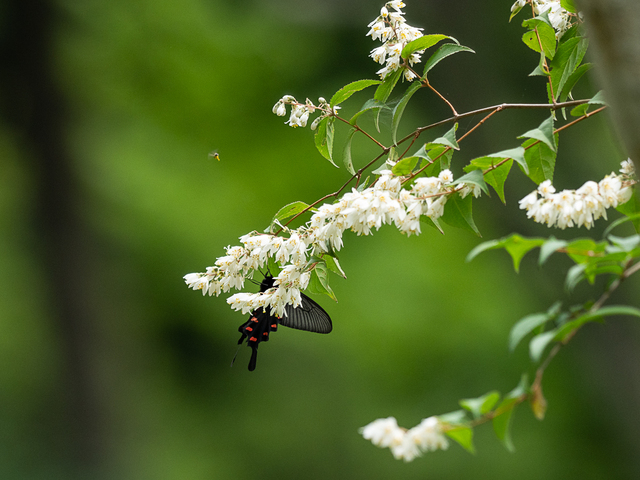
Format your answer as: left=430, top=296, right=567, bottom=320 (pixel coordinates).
left=236, top=275, right=332, bottom=371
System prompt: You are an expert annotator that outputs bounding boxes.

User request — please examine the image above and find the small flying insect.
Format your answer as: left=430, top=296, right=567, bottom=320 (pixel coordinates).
left=233, top=275, right=332, bottom=371
left=208, top=150, right=220, bottom=161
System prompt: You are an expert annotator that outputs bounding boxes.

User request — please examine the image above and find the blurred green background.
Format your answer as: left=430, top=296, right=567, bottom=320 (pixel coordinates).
left=1, top=0, right=639, bottom=478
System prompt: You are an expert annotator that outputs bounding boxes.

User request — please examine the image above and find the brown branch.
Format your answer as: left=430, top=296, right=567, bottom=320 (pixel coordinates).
left=276, top=99, right=598, bottom=234
left=397, top=99, right=591, bottom=147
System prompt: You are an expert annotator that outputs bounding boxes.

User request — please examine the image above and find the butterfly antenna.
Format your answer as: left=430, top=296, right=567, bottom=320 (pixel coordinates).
left=230, top=344, right=242, bottom=368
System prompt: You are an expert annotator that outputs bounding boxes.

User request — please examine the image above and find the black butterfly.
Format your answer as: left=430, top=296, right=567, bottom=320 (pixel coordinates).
left=235, top=275, right=332, bottom=371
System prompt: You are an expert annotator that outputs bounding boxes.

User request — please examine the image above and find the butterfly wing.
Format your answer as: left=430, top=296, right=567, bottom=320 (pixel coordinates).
left=235, top=275, right=332, bottom=371
left=279, top=293, right=332, bottom=334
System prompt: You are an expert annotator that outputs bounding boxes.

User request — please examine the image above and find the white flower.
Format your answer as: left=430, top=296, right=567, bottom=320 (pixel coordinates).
left=387, top=1, right=406, bottom=13
left=438, top=169, right=454, bottom=184
left=620, top=158, right=635, bottom=176
left=529, top=0, right=574, bottom=39
left=370, top=45, right=387, bottom=64
left=599, top=174, right=622, bottom=208
left=459, top=182, right=482, bottom=199
left=617, top=186, right=633, bottom=205
left=410, top=417, right=449, bottom=452
left=426, top=196, right=447, bottom=219
left=391, top=435, right=422, bottom=462
left=183, top=273, right=210, bottom=295
left=361, top=415, right=449, bottom=463
left=519, top=164, right=634, bottom=229
left=413, top=176, right=442, bottom=196
left=360, top=417, right=404, bottom=448
left=519, top=191, right=538, bottom=210
left=272, top=101, right=287, bottom=116
left=227, top=292, right=260, bottom=315
left=511, top=0, right=527, bottom=12
left=537, top=179, right=556, bottom=197
left=367, top=1, right=423, bottom=79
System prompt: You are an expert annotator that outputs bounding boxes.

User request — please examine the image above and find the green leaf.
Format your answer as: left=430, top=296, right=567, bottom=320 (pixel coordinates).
left=460, top=391, right=501, bottom=419
left=509, top=312, right=552, bottom=352
left=529, top=329, right=558, bottom=362
left=343, top=127, right=357, bottom=175
left=539, top=237, right=568, bottom=265
left=521, top=137, right=557, bottom=184
left=466, top=234, right=546, bottom=269
left=452, top=169, right=489, bottom=196
left=559, top=63, right=593, bottom=102
left=324, top=255, right=347, bottom=279
left=437, top=410, right=468, bottom=425
left=420, top=214, right=445, bottom=234
left=522, top=18, right=557, bottom=59
left=445, top=427, right=475, bottom=454
left=423, top=43, right=475, bottom=77
left=565, top=238, right=607, bottom=263
left=268, top=201, right=311, bottom=232
left=392, top=81, right=423, bottom=143
left=350, top=99, right=389, bottom=125
left=510, top=2, right=525, bottom=21
left=307, top=262, right=337, bottom=301
left=465, top=147, right=526, bottom=203
left=565, top=263, right=587, bottom=291
left=391, top=156, right=420, bottom=176
left=607, top=234, right=640, bottom=253
left=427, top=123, right=460, bottom=150
left=504, top=234, right=545, bottom=273
left=493, top=407, right=516, bottom=451
left=466, top=147, right=526, bottom=172
left=572, top=90, right=607, bottom=116
left=325, top=118, right=335, bottom=164
left=441, top=193, right=481, bottom=236
left=589, top=90, right=607, bottom=105
left=356, top=177, right=370, bottom=192
left=553, top=305, right=640, bottom=343
left=570, top=103, right=589, bottom=117
left=616, top=193, right=640, bottom=232
left=560, top=24, right=580, bottom=43
left=519, top=115, right=556, bottom=152
left=413, top=145, right=454, bottom=177
left=374, top=68, right=403, bottom=103
left=314, top=117, right=338, bottom=167
left=605, top=213, right=640, bottom=237
left=550, top=37, right=589, bottom=101
left=466, top=239, right=502, bottom=262
left=330, top=79, right=381, bottom=107
left=529, top=51, right=550, bottom=76
left=561, top=0, right=577, bottom=14
left=493, top=376, right=528, bottom=452
left=484, top=160, right=512, bottom=203
left=594, top=305, right=640, bottom=319
left=494, top=146, right=528, bottom=173
left=401, top=34, right=455, bottom=59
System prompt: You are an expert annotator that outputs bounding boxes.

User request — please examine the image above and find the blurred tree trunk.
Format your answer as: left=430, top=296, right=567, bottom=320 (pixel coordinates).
left=0, top=0, right=109, bottom=476
left=575, top=2, right=640, bottom=475
left=576, top=0, right=640, bottom=163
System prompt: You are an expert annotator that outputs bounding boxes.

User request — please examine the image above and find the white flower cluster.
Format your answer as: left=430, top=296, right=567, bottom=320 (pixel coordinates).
left=272, top=95, right=338, bottom=129
left=519, top=160, right=636, bottom=230
left=511, top=0, right=576, bottom=39
left=184, top=168, right=479, bottom=315
left=360, top=416, right=449, bottom=462
left=367, top=1, right=424, bottom=80
left=183, top=232, right=310, bottom=318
